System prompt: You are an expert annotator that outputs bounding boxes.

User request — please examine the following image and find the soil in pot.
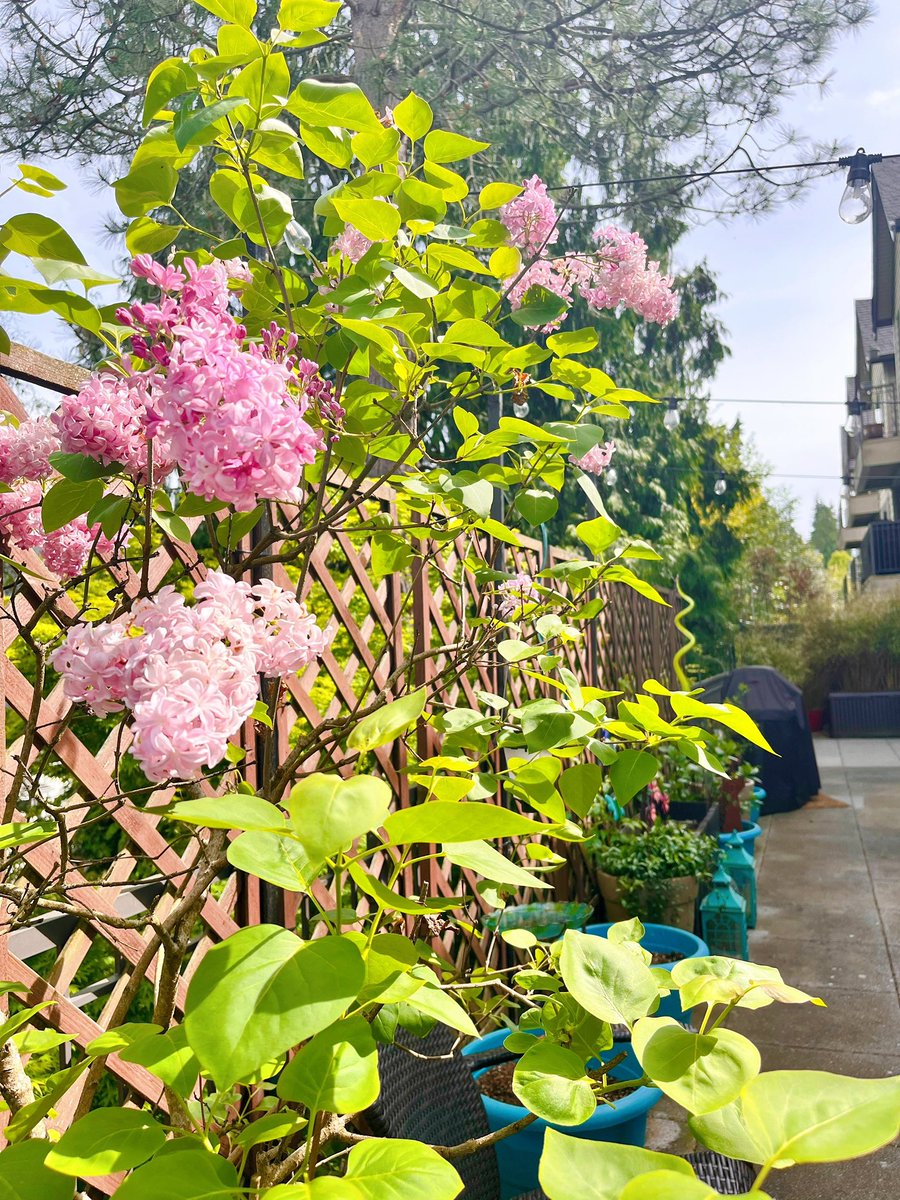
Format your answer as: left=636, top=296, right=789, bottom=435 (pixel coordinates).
left=650, top=949, right=685, bottom=965
left=476, top=1059, right=638, bottom=1107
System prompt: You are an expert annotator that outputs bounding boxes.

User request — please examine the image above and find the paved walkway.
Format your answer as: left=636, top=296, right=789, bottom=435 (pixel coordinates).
left=732, top=737, right=900, bottom=1198
left=647, top=737, right=900, bottom=1196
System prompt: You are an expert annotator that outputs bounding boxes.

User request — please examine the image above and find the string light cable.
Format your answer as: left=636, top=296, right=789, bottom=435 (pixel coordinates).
left=295, top=149, right=899, bottom=218
left=542, top=148, right=894, bottom=222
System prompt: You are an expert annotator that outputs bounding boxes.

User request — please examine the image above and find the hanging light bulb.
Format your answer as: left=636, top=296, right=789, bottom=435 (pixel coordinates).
left=662, top=397, right=680, bottom=431
left=283, top=219, right=313, bottom=254
left=838, top=148, right=881, bottom=225
left=605, top=466, right=618, bottom=486
left=714, top=473, right=727, bottom=496
left=844, top=398, right=863, bottom=436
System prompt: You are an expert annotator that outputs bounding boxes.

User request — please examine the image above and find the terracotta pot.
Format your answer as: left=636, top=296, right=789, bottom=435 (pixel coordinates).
left=595, top=869, right=699, bottom=931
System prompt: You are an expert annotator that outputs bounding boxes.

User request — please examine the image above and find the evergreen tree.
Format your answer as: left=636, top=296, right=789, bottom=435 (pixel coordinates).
left=809, top=498, right=840, bottom=563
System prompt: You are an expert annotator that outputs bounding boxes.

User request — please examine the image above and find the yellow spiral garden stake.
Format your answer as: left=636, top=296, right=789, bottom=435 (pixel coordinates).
left=673, top=575, right=697, bottom=690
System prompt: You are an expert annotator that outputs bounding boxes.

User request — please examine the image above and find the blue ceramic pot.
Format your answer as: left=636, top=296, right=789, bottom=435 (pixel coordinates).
left=463, top=1030, right=662, bottom=1200
left=718, top=820, right=762, bottom=859
left=584, top=922, right=709, bottom=1022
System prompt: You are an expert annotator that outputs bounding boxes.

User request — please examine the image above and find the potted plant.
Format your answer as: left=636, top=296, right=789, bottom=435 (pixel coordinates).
left=586, top=820, right=720, bottom=930
left=464, top=1027, right=662, bottom=1199
left=583, top=922, right=709, bottom=1022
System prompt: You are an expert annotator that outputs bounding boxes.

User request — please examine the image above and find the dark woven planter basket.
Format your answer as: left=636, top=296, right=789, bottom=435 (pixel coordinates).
left=363, top=1023, right=756, bottom=1198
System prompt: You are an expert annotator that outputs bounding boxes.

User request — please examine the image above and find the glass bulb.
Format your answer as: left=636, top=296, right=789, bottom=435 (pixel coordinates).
left=714, top=475, right=727, bottom=496
left=844, top=411, right=863, bottom=436
left=283, top=219, right=312, bottom=253
left=839, top=179, right=873, bottom=225
left=605, top=466, right=618, bottom=486
left=663, top=406, right=680, bottom=431
left=513, top=400, right=529, bottom=418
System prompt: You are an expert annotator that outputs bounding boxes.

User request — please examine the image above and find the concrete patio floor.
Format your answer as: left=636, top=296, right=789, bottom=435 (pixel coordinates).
left=646, top=737, right=900, bottom=1197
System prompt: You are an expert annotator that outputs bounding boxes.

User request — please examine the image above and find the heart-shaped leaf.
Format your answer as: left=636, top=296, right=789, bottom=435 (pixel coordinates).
left=278, top=1015, right=380, bottom=1114
left=512, top=1041, right=596, bottom=1125
left=632, top=1016, right=760, bottom=1115
left=286, top=774, right=392, bottom=861
left=184, top=925, right=364, bottom=1088
left=44, top=1109, right=166, bottom=1177
left=538, top=1131, right=695, bottom=1200
left=558, top=929, right=658, bottom=1027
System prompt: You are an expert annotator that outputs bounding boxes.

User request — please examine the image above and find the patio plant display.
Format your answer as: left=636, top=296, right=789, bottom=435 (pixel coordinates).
left=663, top=730, right=761, bottom=826
left=587, top=818, right=720, bottom=929
left=1, top=3, right=900, bottom=1199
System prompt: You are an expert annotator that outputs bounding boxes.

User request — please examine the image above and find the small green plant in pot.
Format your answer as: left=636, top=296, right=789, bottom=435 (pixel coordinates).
left=588, top=821, right=720, bottom=929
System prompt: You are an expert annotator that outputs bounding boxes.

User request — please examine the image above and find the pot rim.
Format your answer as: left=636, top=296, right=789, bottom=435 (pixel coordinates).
left=718, top=820, right=762, bottom=843
left=464, top=1029, right=662, bottom=1130
left=583, top=921, right=708, bottom=967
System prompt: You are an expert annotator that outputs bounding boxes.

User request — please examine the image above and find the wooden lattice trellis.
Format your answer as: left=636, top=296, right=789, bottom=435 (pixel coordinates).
left=0, top=345, right=682, bottom=1168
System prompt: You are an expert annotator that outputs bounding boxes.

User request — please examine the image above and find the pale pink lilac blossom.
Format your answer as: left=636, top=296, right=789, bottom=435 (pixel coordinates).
left=0, top=418, right=60, bottom=484
left=332, top=225, right=373, bottom=263
left=54, top=371, right=171, bottom=480
left=43, top=519, right=114, bottom=580
left=570, top=440, right=616, bottom=475
left=497, top=571, right=540, bottom=619
left=499, top=176, right=678, bottom=328
left=52, top=571, right=331, bottom=781
left=0, top=482, right=44, bottom=550
left=501, top=176, right=560, bottom=258
left=149, top=327, right=323, bottom=510
left=73, top=256, right=326, bottom=508
left=581, top=227, right=679, bottom=325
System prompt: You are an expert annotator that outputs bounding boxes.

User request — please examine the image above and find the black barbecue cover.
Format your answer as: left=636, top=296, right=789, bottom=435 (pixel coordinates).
left=698, top=666, right=820, bottom=813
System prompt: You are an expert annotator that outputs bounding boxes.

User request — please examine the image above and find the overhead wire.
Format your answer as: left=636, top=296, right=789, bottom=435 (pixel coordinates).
left=543, top=153, right=900, bottom=195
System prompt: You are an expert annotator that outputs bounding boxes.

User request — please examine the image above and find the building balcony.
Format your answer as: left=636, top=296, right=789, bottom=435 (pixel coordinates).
left=860, top=520, right=900, bottom=583
left=846, top=490, right=884, bottom=525
left=854, top=432, right=900, bottom=491
left=839, top=524, right=866, bottom=550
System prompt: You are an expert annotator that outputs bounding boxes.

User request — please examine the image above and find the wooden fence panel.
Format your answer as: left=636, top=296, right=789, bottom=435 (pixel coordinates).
left=0, top=347, right=681, bottom=1150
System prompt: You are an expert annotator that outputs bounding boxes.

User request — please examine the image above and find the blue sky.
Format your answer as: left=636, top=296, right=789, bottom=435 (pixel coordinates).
left=4, top=5, right=900, bottom=534
left=679, top=3, right=900, bottom=533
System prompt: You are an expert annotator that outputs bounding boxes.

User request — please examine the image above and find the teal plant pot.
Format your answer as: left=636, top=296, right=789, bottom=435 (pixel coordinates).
left=585, top=922, right=708, bottom=1022
left=749, top=787, right=766, bottom=824
left=463, top=1030, right=662, bottom=1199
left=718, top=820, right=762, bottom=859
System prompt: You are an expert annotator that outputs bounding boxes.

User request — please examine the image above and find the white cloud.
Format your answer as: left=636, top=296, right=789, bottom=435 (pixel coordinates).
left=866, top=85, right=900, bottom=109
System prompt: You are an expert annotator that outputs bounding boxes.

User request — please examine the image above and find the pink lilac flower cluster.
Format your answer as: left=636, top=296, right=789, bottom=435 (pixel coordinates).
left=297, top=358, right=345, bottom=437
left=580, top=227, right=680, bottom=325
left=500, top=176, right=560, bottom=258
left=54, top=372, right=165, bottom=480
left=0, top=483, right=44, bottom=550
left=499, top=177, right=679, bottom=329
left=0, top=417, right=59, bottom=485
left=55, top=255, right=324, bottom=511
left=260, top=330, right=344, bottom=436
left=52, top=571, right=332, bottom=782
left=332, top=225, right=373, bottom=263
left=570, top=440, right=615, bottom=475
left=496, top=571, right=540, bottom=619
left=0, top=482, right=112, bottom=579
